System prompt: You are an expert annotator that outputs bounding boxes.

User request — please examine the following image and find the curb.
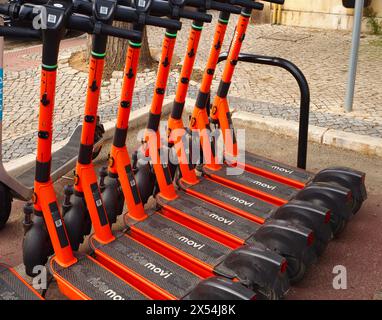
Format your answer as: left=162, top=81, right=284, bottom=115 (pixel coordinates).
left=4, top=97, right=174, bottom=176
left=184, top=97, right=382, bottom=158
left=231, top=111, right=382, bottom=158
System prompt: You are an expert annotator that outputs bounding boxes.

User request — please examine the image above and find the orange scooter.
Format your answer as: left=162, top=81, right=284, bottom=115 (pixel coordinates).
left=184, top=3, right=366, bottom=236
left=154, top=1, right=344, bottom=260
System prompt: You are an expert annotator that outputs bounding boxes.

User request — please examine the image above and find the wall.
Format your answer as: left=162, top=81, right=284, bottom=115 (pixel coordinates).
left=275, top=0, right=382, bottom=31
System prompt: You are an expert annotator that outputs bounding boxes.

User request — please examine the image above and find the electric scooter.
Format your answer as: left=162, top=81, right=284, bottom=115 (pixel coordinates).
left=0, top=23, right=43, bottom=300
left=0, top=262, right=43, bottom=300
left=148, top=0, right=362, bottom=262
left=153, top=0, right=331, bottom=257
left=190, top=3, right=367, bottom=235
left=0, top=0, right=105, bottom=230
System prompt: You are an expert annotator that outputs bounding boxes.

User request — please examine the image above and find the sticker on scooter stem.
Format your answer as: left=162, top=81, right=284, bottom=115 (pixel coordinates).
left=162, top=163, right=173, bottom=185
left=90, top=183, right=108, bottom=226
left=49, top=201, right=69, bottom=248
left=125, top=165, right=141, bottom=205
left=0, top=68, right=3, bottom=121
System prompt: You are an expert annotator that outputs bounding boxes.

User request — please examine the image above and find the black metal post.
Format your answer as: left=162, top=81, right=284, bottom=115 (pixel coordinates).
left=217, top=52, right=310, bottom=169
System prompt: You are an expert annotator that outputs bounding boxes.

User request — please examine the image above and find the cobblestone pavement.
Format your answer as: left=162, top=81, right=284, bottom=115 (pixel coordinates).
left=2, top=13, right=382, bottom=162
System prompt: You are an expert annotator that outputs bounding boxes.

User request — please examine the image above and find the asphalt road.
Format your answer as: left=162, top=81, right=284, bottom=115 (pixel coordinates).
left=1, top=123, right=381, bottom=300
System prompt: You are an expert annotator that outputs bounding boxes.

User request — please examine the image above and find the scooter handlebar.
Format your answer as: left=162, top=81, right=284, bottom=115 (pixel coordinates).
left=0, top=3, right=11, bottom=15
left=0, top=25, right=40, bottom=38
left=207, top=2, right=241, bottom=14
left=145, top=15, right=182, bottom=30
left=73, top=0, right=182, bottom=29
left=99, top=22, right=142, bottom=41
left=68, top=15, right=142, bottom=41
left=264, top=0, right=285, bottom=4
left=231, top=0, right=264, bottom=10
left=178, top=8, right=213, bottom=22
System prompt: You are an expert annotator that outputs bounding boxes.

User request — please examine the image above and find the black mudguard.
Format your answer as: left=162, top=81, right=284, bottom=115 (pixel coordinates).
left=63, top=193, right=90, bottom=250
left=100, top=175, right=124, bottom=224
left=313, top=167, right=367, bottom=214
left=273, top=200, right=332, bottom=256
left=22, top=215, right=53, bottom=277
left=135, top=160, right=156, bottom=204
left=295, top=182, right=353, bottom=225
left=215, top=242, right=289, bottom=300
left=251, top=219, right=317, bottom=272
left=183, top=277, right=256, bottom=300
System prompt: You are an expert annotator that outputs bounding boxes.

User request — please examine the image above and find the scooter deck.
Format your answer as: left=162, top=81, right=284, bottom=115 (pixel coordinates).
left=0, top=264, right=42, bottom=300
left=49, top=253, right=148, bottom=300
left=204, top=165, right=298, bottom=202
left=159, top=190, right=259, bottom=245
left=182, top=177, right=276, bottom=223
left=17, top=125, right=83, bottom=189
left=90, top=232, right=203, bottom=300
left=243, top=151, right=313, bottom=186
left=132, top=213, right=236, bottom=278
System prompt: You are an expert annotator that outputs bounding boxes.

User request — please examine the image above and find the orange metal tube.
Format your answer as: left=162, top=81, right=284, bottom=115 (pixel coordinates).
left=143, top=32, right=178, bottom=200
left=34, top=67, right=76, bottom=267
left=74, top=55, right=114, bottom=244
left=210, top=14, right=251, bottom=158
left=108, top=42, right=147, bottom=221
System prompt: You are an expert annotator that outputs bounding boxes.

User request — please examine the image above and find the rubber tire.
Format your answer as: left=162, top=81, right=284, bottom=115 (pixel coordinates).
left=351, top=197, right=363, bottom=215
left=332, top=217, right=347, bottom=237
left=255, top=288, right=279, bottom=301
left=286, top=256, right=307, bottom=284
left=0, top=183, right=12, bottom=230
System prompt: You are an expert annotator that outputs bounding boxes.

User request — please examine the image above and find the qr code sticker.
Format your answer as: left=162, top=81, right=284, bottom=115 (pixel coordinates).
left=100, top=6, right=108, bottom=14
left=47, top=14, right=57, bottom=23
left=96, top=199, right=102, bottom=207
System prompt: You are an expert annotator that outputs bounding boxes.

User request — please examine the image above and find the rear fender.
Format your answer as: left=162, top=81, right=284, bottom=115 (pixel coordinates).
left=253, top=219, right=316, bottom=267
left=216, top=242, right=289, bottom=299
left=296, top=182, right=353, bottom=221
left=313, top=167, right=367, bottom=213
left=183, top=277, right=256, bottom=300
left=274, top=199, right=332, bottom=244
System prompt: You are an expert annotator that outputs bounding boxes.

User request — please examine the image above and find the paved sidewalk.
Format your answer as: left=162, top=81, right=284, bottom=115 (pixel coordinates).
left=2, top=13, right=382, bottom=162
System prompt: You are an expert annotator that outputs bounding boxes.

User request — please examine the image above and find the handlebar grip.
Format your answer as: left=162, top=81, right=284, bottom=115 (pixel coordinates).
left=210, top=1, right=242, bottom=14
left=234, top=0, right=264, bottom=10
left=68, top=15, right=94, bottom=33
left=72, top=0, right=93, bottom=15
left=0, top=25, right=40, bottom=39
left=178, top=8, right=212, bottom=22
left=145, top=15, right=182, bottom=30
left=100, top=24, right=142, bottom=41
left=0, top=4, right=10, bottom=15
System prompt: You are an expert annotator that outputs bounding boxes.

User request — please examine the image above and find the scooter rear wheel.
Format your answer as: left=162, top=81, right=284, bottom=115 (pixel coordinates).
left=287, top=257, right=307, bottom=284
left=0, top=183, right=12, bottom=230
